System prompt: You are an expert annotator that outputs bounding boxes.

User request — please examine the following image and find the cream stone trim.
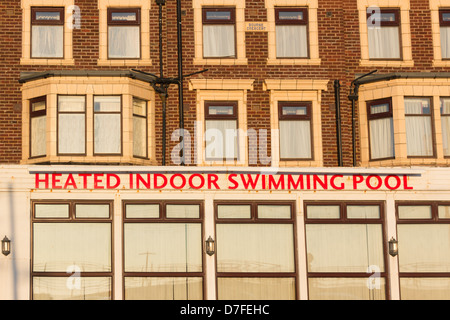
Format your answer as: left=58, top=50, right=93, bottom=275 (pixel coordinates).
left=357, top=0, right=413, bottom=67
left=265, top=0, right=320, bottom=65
left=21, top=76, right=156, bottom=165
left=264, top=78, right=327, bottom=167
left=192, top=0, right=247, bottom=66
left=430, top=0, right=450, bottom=67
left=190, top=80, right=254, bottom=166
left=21, top=0, right=75, bottom=65
left=97, top=0, right=152, bottom=66
left=358, top=78, right=450, bottom=167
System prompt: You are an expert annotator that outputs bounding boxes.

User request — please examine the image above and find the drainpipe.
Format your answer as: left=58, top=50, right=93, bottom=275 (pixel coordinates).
left=348, top=70, right=377, bottom=167
left=156, top=0, right=167, bottom=165
left=334, top=80, right=343, bottom=167
left=176, top=0, right=185, bottom=165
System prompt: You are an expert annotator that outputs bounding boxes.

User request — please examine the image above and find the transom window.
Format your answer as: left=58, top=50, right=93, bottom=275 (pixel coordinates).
left=202, top=7, right=236, bottom=58
left=215, top=201, right=297, bottom=300
left=396, top=202, right=450, bottom=300
left=31, top=201, right=113, bottom=300
left=366, top=98, right=395, bottom=160
left=305, top=202, right=387, bottom=300
left=367, top=8, right=401, bottom=59
left=31, top=7, right=64, bottom=58
left=275, top=8, right=308, bottom=58
left=107, top=8, right=141, bottom=59
left=123, top=201, right=204, bottom=300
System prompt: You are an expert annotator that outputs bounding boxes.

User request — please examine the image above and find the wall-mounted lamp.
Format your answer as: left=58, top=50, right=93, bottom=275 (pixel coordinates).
left=205, top=236, right=215, bottom=256
left=388, top=237, right=398, bottom=257
left=2, top=236, right=11, bottom=256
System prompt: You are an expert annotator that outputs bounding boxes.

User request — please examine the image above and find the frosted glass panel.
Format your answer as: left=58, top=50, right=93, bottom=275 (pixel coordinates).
left=217, top=205, right=251, bottom=219
left=166, top=205, right=200, bottom=218
left=75, top=204, right=110, bottom=218
left=308, top=278, right=386, bottom=300
left=33, top=277, right=111, bottom=300
left=125, top=277, right=203, bottom=300
left=217, top=278, right=296, bottom=300
left=307, top=205, right=340, bottom=219
left=400, top=278, right=450, bottom=300
left=126, top=204, right=160, bottom=218
left=398, top=206, right=432, bottom=219
left=35, top=204, right=69, bottom=218
left=258, top=205, right=291, bottom=219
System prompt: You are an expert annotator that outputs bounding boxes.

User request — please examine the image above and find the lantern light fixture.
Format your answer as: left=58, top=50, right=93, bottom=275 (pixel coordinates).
left=388, top=237, right=398, bottom=257
left=205, top=236, right=215, bottom=256
left=2, top=236, right=11, bottom=256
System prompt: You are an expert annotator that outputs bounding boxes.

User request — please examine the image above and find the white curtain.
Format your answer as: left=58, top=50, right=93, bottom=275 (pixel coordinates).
left=368, top=26, right=400, bottom=59
left=405, top=99, right=433, bottom=156
left=133, top=116, right=146, bottom=157
left=108, top=26, right=140, bottom=58
left=441, top=99, right=450, bottom=156
left=205, top=120, right=238, bottom=160
left=32, top=25, right=63, bottom=58
left=441, top=27, right=450, bottom=59
left=58, top=114, right=85, bottom=154
left=31, top=116, right=46, bottom=157
left=279, top=120, right=311, bottom=159
left=203, top=25, right=235, bottom=58
left=216, top=224, right=295, bottom=273
left=94, top=114, right=121, bottom=154
left=276, top=25, right=308, bottom=58
left=124, top=223, right=202, bottom=273
left=369, top=117, right=394, bottom=159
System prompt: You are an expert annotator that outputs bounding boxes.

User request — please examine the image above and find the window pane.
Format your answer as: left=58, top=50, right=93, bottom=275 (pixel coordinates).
left=279, top=120, right=311, bottom=158
left=276, top=25, right=308, bottom=58
left=32, top=100, right=46, bottom=112
left=405, top=98, right=431, bottom=115
left=440, top=27, right=450, bottom=59
left=278, top=11, right=303, bottom=21
left=258, top=205, right=291, bottom=219
left=397, top=224, right=450, bottom=272
left=208, top=105, right=234, bottom=115
left=203, top=25, right=235, bottom=58
left=133, top=98, right=146, bottom=116
left=124, top=277, right=203, bottom=300
left=94, top=96, right=120, bottom=112
left=347, top=206, right=380, bottom=219
left=75, top=204, right=110, bottom=218
left=205, top=120, right=238, bottom=160
left=305, top=224, right=384, bottom=273
left=32, top=25, right=64, bottom=58
left=216, top=224, right=295, bottom=273
left=166, top=205, right=200, bottom=219
left=111, top=12, right=137, bottom=22
left=206, top=11, right=231, bottom=20
left=281, top=106, right=307, bottom=116
left=35, top=204, right=69, bottom=218
left=398, top=205, right=432, bottom=219
left=369, top=117, right=394, bottom=159
left=400, top=278, right=450, bottom=300
left=307, top=205, right=340, bottom=219
left=58, top=113, right=85, bottom=154
left=308, top=278, right=386, bottom=300
left=438, top=206, right=450, bottom=219
left=35, top=11, right=61, bottom=21
left=370, top=103, right=389, bottom=114
left=108, top=26, right=140, bottom=58
left=217, top=205, right=251, bottom=219
left=33, top=223, right=111, bottom=272
left=126, top=204, right=160, bottom=218
left=58, top=96, right=85, bottom=112
left=133, top=116, right=147, bottom=157
left=217, top=277, right=296, bottom=300
left=94, top=114, right=121, bottom=154
left=405, top=116, right=433, bottom=156
left=31, top=116, right=46, bottom=157
left=33, top=277, right=111, bottom=300
left=368, top=26, right=400, bottom=59
left=440, top=99, right=450, bottom=156
left=124, top=223, right=202, bottom=272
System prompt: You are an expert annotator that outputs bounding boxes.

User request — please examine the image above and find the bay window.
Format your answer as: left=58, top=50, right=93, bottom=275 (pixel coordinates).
left=57, top=95, right=86, bottom=155
left=123, top=201, right=204, bottom=300
left=107, top=8, right=141, bottom=59
left=305, top=202, right=387, bottom=300
left=275, top=8, right=308, bottom=58
left=367, top=8, right=401, bottom=60
left=404, top=97, right=435, bottom=157
left=396, top=202, right=450, bottom=300
left=278, top=101, right=312, bottom=160
left=202, top=8, right=236, bottom=58
left=367, top=98, right=395, bottom=160
left=31, top=7, right=64, bottom=58
left=94, top=96, right=122, bottom=155
left=32, top=201, right=113, bottom=300
left=30, top=96, right=47, bottom=158
left=215, top=201, right=297, bottom=300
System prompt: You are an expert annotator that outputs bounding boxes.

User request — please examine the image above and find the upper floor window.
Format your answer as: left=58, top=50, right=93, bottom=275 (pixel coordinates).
left=275, top=8, right=308, bottom=58
left=202, top=7, right=236, bottom=58
left=440, top=9, right=450, bottom=59
left=367, top=8, right=401, bottom=60
left=107, top=8, right=141, bottom=59
left=30, top=96, right=47, bottom=158
left=94, top=96, right=122, bottom=155
left=366, top=98, right=395, bottom=161
left=31, top=7, right=64, bottom=58
left=57, top=95, right=86, bottom=155
left=404, top=97, right=435, bottom=157
left=278, top=101, right=312, bottom=160
left=441, top=98, right=450, bottom=157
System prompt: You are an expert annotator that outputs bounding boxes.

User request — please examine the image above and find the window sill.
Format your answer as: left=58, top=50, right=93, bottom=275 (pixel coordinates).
left=432, top=59, right=450, bottom=67
left=360, top=158, right=450, bottom=167
left=20, top=58, right=75, bottom=66
left=359, top=59, right=414, bottom=67
left=21, top=155, right=158, bottom=166
left=267, top=58, right=321, bottom=66
left=97, top=59, right=153, bottom=66
left=193, top=57, right=248, bottom=66
left=278, top=160, right=323, bottom=167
